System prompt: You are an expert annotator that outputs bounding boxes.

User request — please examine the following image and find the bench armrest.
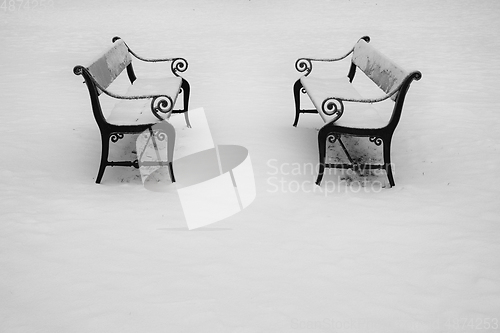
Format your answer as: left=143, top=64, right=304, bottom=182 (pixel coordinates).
left=133, top=55, right=188, bottom=77
left=295, top=36, right=370, bottom=76
left=112, top=37, right=188, bottom=77
left=295, top=56, right=348, bottom=76
left=320, top=89, right=399, bottom=123
left=325, top=91, right=397, bottom=105
left=321, top=70, right=422, bottom=111
left=109, top=90, right=174, bottom=120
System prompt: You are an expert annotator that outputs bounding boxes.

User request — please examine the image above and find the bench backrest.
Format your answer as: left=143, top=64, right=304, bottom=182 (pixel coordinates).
left=86, top=39, right=131, bottom=93
left=352, top=39, right=408, bottom=100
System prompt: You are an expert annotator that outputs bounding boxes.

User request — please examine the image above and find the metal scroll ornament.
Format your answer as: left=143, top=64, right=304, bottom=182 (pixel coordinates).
left=110, top=133, right=125, bottom=143
left=327, top=133, right=340, bottom=144
left=322, top=98, right=344, bottom=120
left=171, top=58, right=188, bottom=77
left=151, top=95, right=174, bottom=120
left=295, top=58, right=313, bottom=76
left=150, top=129, right=167, bottom=142
left=369, top=136, right=383, bottom=146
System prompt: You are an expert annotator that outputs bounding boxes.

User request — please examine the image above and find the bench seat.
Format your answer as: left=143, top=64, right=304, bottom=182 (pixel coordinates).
left=300, top=76, right=388, bottom=129
left=107, top=77, right=183, bottom=125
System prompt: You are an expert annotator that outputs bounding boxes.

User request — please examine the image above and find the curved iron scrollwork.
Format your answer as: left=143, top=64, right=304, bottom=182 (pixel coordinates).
left=150, top=129, right=167, bottom=142
left=322, top=98, right=344, bottom=120
left=110, top=133, right=125, bottom=143
left=73, top=65, right=84, bottom=76
left=171, top=58, right=188, bottom=77
left=113, top=37, right=189, bottom=77
left=151, top=95, right=174, bottom=120
left=369, top=136, right=383, bottom=146
left=295, top=58, right=313, bottom=76
left=327, top=134, right=339, bottom=144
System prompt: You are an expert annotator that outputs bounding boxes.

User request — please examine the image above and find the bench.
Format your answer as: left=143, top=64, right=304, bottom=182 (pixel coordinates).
left=73, top=36, right=191, bottom=183
left=293, top=36, right=422, bottom=188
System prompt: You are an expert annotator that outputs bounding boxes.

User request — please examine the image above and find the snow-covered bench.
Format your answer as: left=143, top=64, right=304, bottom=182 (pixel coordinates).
left=293, top=36, right=422, bottom=187
left=73, top=36, right=191, bottom=183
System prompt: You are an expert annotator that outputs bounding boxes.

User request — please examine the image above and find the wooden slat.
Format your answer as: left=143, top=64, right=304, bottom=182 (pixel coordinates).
left=352, top=40, right=407, bottom=100
left=87, top=39, right=132, bottom=91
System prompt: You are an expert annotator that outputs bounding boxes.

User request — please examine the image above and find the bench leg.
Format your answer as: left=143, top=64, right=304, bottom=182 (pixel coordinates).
left=164, top=122, right=176, bottom=183
left=152, top=121, right=176, bottom=183
left=181, top=78, right=191, bottom=128
left=383, top=137, right=395, bottom=187
left=316, top=127, right=329, bottom=186
left=293, top=79, right=303, bottom=127
left=96, top=133, right=110, bottom=184
left=147, top=125, right=176, bottom=183
left=168, top=162, right=176, bottom=183
left=316, top=129, right=396, bottom=188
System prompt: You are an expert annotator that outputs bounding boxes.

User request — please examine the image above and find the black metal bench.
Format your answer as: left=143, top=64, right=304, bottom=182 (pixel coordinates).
left=293, top=36, right=422, bottom=188
left=73, top=36, right=191, bottom=183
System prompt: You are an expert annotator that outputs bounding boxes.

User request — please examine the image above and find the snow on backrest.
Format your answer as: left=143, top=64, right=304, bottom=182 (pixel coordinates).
left=352, top=40, right=408, bottom=101
left=86, top=39, right=132, bottom=91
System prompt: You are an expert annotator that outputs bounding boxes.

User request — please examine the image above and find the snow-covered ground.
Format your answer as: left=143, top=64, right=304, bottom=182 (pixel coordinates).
left=1, top=0, right=500, bottom=332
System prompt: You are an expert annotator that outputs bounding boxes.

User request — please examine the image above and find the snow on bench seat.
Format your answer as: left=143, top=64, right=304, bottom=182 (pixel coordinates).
left=107, top=77, right=182, bottom=125
left=300, top=75, right=388, bottom=128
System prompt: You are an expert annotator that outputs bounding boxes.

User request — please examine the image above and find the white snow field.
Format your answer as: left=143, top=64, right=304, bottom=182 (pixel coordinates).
left=1, top=0, right=500, bottom=332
